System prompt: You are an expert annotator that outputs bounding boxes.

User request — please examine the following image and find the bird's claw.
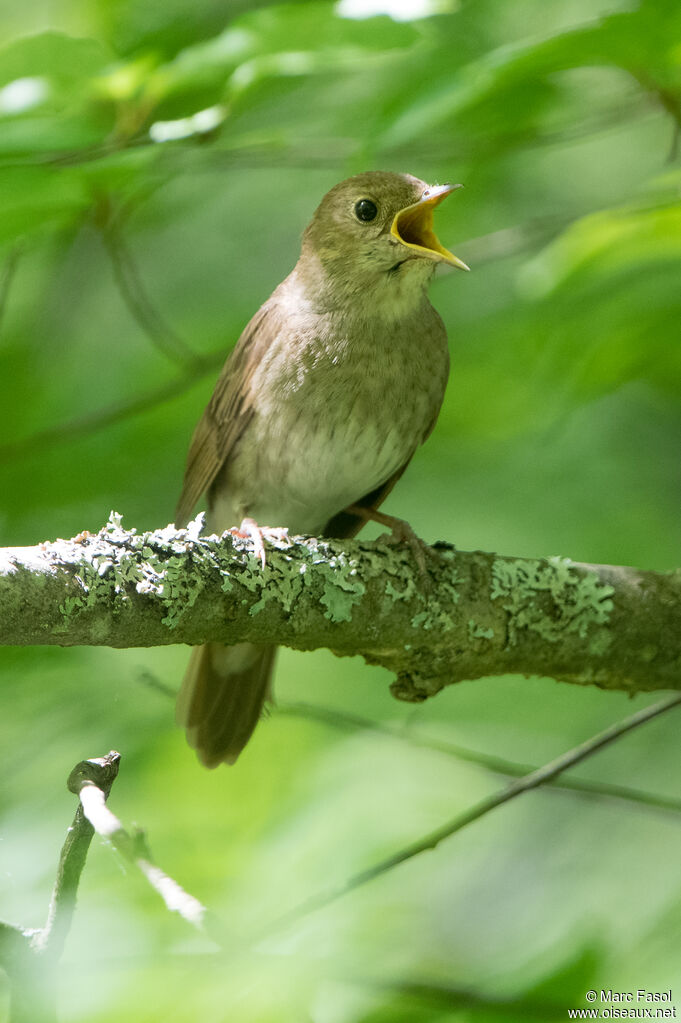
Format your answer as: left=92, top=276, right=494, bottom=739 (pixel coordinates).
left=346, top=504, right=438, bottom=581
left=228, top=518, right=291, bottom=568
left=376, top=517, right=437, bottom=579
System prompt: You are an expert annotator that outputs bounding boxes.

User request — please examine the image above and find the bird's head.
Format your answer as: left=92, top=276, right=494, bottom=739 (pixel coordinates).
left=300, top=170, right=468, bottom=303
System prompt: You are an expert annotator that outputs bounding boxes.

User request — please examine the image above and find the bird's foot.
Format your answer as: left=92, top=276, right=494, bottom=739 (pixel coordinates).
left=228, top=518, right=291, bottom=569
left=346, top=505, right=436, bottom=578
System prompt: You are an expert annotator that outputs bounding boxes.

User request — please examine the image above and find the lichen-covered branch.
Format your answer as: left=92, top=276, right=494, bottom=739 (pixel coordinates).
left=1, top=513, right=680, bottom=698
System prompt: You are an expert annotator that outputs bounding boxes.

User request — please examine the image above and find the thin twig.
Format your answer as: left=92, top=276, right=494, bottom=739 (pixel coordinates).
left=101, top=218, right=201, bottom=368
left=30, top=800, right=99, bottom=960
left=279, top=700, right=681, bottom=816
left=1, top=918, right=56, bottom=1022
left=0, top=751, right=114, bottom=1021
left=135, top=676, right=681, bottom=817
left=67, top=751, right=226, bottom=946
left=30, top=753, right=120, bottom=961
left=136, top=668, right=179, bottom=700
left=0, top=920, right=30, bottom=970
left=663, top=96, right=681, bottom=162
left=0, top=88, right=644, bottom=172
left=637, top=80, right=681, bottom=163
left=0, top=246, right=21, bottom=342
left=0, top=351, right=223, bottom=463
left=360, top=975, right=568, bottom=1020
left=272, top=694, right=681, bottom=930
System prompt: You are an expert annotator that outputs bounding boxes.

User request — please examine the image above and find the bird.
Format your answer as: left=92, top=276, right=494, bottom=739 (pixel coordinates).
left=175, top=170, right=468, bottom=768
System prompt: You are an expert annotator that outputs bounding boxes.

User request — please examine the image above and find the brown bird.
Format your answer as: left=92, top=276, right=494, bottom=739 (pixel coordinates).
left=175, top=170, right=468, bottom=767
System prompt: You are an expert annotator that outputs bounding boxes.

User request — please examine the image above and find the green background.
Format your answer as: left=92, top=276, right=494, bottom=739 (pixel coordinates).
left=1, top=0, right=680, bottom=1019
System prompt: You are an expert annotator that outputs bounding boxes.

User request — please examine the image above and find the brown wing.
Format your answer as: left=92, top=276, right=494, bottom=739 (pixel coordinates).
left=175, top=304, right=278, bottom=526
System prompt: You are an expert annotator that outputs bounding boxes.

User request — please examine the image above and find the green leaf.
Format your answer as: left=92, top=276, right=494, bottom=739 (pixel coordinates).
left=142, top=2, right=418, bottom=120
left=0, top=31, right=111, bottom=94
left=522, top=193, right=681, bottom=295
left=0, top=32, right=115, bottom=158
left=513, top=177, right=681, bottom=411
left=379, top=0, right=681, bottom=154
left=0, top=166, right=90, bottom=245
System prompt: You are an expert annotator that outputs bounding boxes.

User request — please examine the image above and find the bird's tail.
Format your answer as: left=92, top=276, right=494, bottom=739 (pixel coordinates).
left=176, top=642, right=275, bottom=767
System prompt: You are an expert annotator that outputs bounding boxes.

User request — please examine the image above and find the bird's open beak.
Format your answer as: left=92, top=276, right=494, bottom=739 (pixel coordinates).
left=391, top=183, right=469, bottom=270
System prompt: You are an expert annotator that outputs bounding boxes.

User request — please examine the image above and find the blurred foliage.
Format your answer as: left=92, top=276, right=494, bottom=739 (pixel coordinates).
left=0, top=0, right=680, bottom=1020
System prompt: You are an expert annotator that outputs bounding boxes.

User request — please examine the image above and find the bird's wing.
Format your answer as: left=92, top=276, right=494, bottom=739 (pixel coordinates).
left=175, top=304, right=276, bottom=526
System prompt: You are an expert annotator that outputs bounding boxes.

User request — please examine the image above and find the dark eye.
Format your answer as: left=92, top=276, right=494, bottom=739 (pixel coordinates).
left=354, top=198, right=378, bottom=222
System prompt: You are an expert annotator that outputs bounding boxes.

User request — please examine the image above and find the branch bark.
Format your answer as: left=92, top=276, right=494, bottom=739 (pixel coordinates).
left=1, top=513, right=679, bottom=699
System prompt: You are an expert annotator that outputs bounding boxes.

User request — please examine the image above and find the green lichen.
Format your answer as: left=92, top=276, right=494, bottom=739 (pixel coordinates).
left=588, top=628, right=613, bottom=657
left=370, top=545, right=462, bottom=632
left=56, top=512, right=212, bottom=630
left=55, top=513, right=372, bottom=630
left=468, top=619, right=495, bottom=642
left=206, top=529, right=304, bottom=617
left=54, top=512, right=459, bottom=634
left=490, top=555, right=614, bottom=646
left=384, top=561, right=419, bottom=603
left=316, top=549, right=366, bottom=624
left=218, top=531, right=366, bottom=624
left=366, top=544, right=461, bottom=632
left=409, top=570, right=461, bottom=631
left=248, top=557, right=306, bottom=616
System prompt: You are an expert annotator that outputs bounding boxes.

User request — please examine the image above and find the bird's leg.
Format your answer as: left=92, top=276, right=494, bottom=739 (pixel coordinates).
left=345, top=504, right=435, bottom=576
left=228, top=517, right=291, bottom=569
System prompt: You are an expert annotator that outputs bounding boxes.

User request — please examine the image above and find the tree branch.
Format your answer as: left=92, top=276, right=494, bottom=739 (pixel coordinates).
left=1, top=514, right=679, bottom=699
left=29, top=754, right=119, bottom=961
left=278, top=700, right=681, bottom=816
left=273, top=694, right=681, bottom=929
left=0, top=750, right=230, bottom=1022
left=0, top=351, right=223, bottom=464
left=64, top=752, right=226, bottom=944
left=0, top=245, right=21, bottom=343
left=99, top=211, right=202, bottom=369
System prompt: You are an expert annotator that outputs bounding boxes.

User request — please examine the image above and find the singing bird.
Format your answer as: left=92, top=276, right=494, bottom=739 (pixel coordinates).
left=175, top=170, right=468, bottom=767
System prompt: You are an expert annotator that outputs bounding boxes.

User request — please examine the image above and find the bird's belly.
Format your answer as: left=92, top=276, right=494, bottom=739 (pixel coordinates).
left=211, top=324, right=448, bottom=536
left=256, top=416, right=409, bottom=534
left=220, top=394, right=424, bottom=536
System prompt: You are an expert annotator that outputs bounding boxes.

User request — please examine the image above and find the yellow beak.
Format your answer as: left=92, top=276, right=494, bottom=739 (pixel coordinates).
left=391, top=183, right=469, bottom=270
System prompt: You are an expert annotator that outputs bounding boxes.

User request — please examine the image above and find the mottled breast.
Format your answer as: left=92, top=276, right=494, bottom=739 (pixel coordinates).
left=216, top=293, right=449, bottom=535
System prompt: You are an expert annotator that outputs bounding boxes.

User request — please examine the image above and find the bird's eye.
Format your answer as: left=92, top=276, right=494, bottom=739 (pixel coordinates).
left=354, top=198, right=378, bottom=222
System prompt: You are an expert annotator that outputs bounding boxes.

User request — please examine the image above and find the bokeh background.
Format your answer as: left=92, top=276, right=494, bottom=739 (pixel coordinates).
left=1, top=0, right=680, bottom=1019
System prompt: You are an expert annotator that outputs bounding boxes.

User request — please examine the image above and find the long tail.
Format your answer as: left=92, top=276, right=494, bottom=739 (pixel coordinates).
left=176, top=642, right=276, bottom=767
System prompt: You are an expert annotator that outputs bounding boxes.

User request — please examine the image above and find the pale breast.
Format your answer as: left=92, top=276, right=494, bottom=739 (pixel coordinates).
left=213, top=298, right=449, bottom=536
